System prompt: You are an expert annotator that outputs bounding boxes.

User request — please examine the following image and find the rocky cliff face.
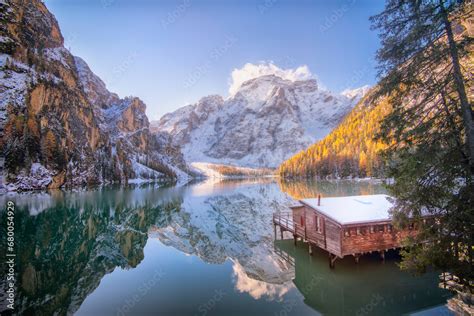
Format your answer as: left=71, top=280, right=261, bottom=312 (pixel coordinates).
left=0, top=0, right=189, bottom=191
left=153, top=74, right=369, bottom=168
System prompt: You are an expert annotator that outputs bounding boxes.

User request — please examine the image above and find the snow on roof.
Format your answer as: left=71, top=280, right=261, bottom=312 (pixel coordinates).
left=300, top=194, right=394, bottom=225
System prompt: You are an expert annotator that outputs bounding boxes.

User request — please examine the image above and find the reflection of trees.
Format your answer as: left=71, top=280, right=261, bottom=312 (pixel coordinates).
left=0, top=185, right=182, bottom=316
left=278, top=179, right=386, bottom=199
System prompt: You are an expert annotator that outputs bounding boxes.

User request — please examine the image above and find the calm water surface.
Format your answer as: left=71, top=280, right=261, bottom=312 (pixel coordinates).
left=0, top=179, right=453, bottom=315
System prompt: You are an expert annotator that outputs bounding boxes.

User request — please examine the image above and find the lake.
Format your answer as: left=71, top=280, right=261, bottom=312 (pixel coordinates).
left=0, top=179, right=453, bottom=315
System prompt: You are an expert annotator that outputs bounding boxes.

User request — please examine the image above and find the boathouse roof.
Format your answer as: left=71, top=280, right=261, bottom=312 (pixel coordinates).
left=300, top=194, right=394, bottom=225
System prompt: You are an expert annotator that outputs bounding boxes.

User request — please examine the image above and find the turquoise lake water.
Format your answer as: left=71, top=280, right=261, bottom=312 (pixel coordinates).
left=0, top=179, right=453, bottom=315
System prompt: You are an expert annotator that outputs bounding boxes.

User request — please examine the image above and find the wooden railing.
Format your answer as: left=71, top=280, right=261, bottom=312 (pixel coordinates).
left=273, top=212, right=294, bottom=233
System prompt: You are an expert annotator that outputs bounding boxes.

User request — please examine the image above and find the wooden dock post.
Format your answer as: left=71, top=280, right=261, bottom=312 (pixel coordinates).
left=274, top=224, right=277, bottom=240
left=354, top=254, right=360, bottom=264
left=280, top=226, right=283, bottom=240
left=293, top=235, right=297, bottom=245
left=308, top=243, right=313, bottom=256
left=329, top=253, right=337, bottom=269
left=380, top=250, right=385, bottom=261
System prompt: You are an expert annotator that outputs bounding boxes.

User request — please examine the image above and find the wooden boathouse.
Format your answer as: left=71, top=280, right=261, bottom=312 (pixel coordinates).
left=273, top=194, right=418, bottom=268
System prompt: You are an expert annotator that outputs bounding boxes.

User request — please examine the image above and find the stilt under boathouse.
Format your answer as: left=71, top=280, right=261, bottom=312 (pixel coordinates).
left=273, top=194, right=420, bottom=268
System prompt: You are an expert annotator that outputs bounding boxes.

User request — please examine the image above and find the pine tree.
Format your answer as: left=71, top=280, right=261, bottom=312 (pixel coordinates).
left=370, top=0, right=473, bottom=286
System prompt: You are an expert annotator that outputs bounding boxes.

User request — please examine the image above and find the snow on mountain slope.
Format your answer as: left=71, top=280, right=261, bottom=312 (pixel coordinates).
left=341, top=85, right=372, bottom=101
left=0, top=0, right=190, bottom=190
left=153, top=73, right=368, bottom=168
left=73, top=56, right=191, bottom=184
left=149, top=179, right=295, bottom=289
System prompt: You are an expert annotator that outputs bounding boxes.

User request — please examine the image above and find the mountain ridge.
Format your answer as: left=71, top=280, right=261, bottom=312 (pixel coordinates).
left=152, top=74, right=369, bottom=168
left=0, top=0, right=189, bottom=191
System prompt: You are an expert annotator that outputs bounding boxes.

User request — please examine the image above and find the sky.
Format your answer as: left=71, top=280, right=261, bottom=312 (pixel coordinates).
left=44, top=0, right=385, bottom=120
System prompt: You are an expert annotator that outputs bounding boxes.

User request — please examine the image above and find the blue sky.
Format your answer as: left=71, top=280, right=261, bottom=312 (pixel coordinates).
left=44, top=0, right=384, bottom=120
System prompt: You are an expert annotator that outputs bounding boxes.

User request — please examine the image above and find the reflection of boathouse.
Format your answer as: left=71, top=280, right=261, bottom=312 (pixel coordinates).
left=274, top=240, right=451, bottom=315
left=273, top=195, right=420, bottom=267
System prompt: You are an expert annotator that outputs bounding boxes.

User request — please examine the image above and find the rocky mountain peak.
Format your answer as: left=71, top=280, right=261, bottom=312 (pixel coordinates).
left=341, top=85, right=372, bottom=101
left=1, top=0, right=190, bottom=191
left=234, top=74, right=309, bottom=106
left=195, top=94, right=224, bottom=113
left=2, top=0, right=64, bottom=54
left=153, top=73, right=368, bottom=168
left=73, top=56, right=120, bottom=108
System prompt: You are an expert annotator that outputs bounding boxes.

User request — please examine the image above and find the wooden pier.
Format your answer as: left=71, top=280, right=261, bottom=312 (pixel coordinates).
left=273, top=194, right=419, bottom=268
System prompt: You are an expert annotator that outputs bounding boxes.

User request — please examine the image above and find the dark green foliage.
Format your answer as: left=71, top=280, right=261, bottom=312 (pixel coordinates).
left=371, top=0, right=473, bottom=287
left=0, top=189, right=182, bottom=315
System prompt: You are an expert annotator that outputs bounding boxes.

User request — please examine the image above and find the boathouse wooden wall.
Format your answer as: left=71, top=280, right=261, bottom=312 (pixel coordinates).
left=292, top=205, right=343, bottom=257
left=290, top=204, right=419, bottom=259
left=340, top=225, right=416, bottom=256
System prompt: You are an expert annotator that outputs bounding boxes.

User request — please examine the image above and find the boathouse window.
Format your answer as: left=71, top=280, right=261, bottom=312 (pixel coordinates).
left=370, top=226, right=375, bottom=234
left=377, top=225, right=384, bottom=233
left=344, top=229, right=350, bottom=237
left=388, top=224, right=393, bottom=232
left=356, top=227, right=361, bottom=235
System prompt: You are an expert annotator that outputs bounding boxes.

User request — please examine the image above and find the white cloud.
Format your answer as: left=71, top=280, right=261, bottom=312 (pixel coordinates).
left=228, top=62, right=314, bottom=95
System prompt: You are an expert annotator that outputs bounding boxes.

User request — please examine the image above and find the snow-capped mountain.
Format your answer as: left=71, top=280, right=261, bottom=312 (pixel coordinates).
left=74, top=56, right=191, bottom=183
left=153, top=74, right=368, bottom=168
left=0, top=0, right=190, bottom=190
left=150, top=179, right=295, bottom=286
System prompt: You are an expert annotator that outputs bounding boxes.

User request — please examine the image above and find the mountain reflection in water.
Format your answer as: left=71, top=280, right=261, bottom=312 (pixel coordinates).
left=0, top=179, right=452, bottom=315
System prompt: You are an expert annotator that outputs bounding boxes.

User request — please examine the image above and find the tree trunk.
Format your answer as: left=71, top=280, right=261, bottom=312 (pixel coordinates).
left=440, top=0, right=474, bottom=174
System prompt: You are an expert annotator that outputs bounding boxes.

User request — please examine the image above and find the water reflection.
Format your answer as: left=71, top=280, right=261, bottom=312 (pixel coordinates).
left=0, top=185, right=183, bottom=315
left=278, top=178, right=386, bottom=199
left=275, top=239, right=452, bottom=315
left=0, top=179, right=451, bottom=315
left=150, top=179, right=295, bottom=284
left=231, top=261, right=291, bottom=300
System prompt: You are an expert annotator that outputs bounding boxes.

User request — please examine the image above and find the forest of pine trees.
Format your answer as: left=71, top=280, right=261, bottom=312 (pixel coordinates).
left=278, top=93, right=391, bottom=179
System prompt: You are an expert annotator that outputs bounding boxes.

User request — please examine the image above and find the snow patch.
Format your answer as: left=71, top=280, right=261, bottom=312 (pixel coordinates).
left=6, top=163, right=53, bottom=191
left=43, top=47, right=70, bottom=69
